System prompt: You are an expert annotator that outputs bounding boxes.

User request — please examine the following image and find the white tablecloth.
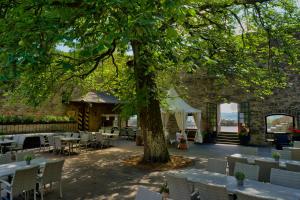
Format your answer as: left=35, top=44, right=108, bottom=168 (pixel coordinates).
left=230, top=153, right=300, bottom=168
left=169, top=169, right=300, bottom=200
left=0, top=158, right=48, bottom=177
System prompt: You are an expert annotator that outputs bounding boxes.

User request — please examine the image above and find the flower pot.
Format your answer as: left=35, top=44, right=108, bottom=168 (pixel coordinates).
left=237, top=180, right=244, bottom=187
left=178, top=143, right=188, bottom=150
left=162, top=192, right=169, bottom=200
left=26, top=160, right=31, bottom=165
left=274, top=157, right=279, bottom=162
left=239, top=135, right=250, bottom=145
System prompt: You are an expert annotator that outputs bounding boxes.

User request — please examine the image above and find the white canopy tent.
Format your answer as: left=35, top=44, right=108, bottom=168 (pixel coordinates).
left=161, top=88, right=203, bottom=143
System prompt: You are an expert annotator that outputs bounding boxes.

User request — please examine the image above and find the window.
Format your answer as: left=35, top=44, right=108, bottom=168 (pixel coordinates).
left=266, top=114, right=294, bottom=133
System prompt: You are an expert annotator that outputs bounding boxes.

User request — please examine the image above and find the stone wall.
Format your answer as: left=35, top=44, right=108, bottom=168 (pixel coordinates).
left=171, top=71, right=300, bottom=145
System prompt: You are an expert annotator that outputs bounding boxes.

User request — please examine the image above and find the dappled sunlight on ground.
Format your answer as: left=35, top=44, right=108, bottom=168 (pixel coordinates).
left=39, top=146, right=168, bottom=200
left=35, top=140, right=271, bottom=199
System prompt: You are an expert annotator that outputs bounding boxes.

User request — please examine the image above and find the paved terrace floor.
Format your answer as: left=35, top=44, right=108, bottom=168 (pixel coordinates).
left=35, top=141, right=272, bottom=200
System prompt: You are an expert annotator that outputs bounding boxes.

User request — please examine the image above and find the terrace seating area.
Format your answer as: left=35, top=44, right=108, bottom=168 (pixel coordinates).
left=161, top=146, right=300, bottom=200
left=1, top=133, right=300, bottom=199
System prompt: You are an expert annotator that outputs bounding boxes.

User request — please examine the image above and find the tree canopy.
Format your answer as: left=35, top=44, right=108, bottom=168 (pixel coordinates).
left=0, top=0, right=299, bottom=162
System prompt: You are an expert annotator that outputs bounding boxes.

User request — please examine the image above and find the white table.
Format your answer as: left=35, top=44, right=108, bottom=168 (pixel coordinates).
left=0, top=158, right=48, bottom=177
left=169, top=169, right=300, bottom=200
left=102, top=133, right=119, bottom=137
left=230, top=153, right=300, bottom=168
left=0, top=140, right=15, bottom=145
left=60, top=137, right=80, bottom=155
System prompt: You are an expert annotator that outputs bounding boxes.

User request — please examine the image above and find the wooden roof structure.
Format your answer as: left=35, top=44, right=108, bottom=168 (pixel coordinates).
left=70, top=92, right=119, bottom=104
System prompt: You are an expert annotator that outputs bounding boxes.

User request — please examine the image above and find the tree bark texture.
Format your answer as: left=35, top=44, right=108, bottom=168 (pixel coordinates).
left=132, top=40, right=170, bottom=163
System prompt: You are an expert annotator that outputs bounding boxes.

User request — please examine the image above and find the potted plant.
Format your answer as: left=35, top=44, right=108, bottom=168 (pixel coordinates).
left=178, top=137, right=188, bottom=150
left=0, top=135, right=5, bottom=141
left=272, top=152, right=280, bottom=162
left=239, top=124, right=250, bottom=145
left=235, top=172, right=245, bottom=187
left=24, top=155, right=32, bottom=165
left=159, top=182, right=169, bottom=199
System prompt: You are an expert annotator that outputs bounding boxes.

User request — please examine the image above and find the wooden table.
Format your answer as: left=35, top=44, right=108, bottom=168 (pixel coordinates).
left=169, top=169, right=300, bottom=200
left=229, top=153, right=300, bottom=168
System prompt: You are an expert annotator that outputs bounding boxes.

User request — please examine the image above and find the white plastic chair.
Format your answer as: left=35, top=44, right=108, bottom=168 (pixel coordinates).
left=166, top=174, right=193, bottom=200
left=240, top=146, right=258, bottom=156
left=135, top=186, right=162, bottom=200
left=54, top=137, right=66, bottom=154
left=207, top=158, right=227, bottom=174
left=234, top=162, right=259, bottom=181
left=291, top=148, right=300, bottom=161
left=72, top=132, right=80, bottom=138
left=236, top=191, right=276, bottom=200
left=286, top=162, right=300, bottom=172
left=0, top=165, right=39, bottom=200
left=194, top=182, right=229, bottom=200
left=16, top=150, right=35, bottom=162
left=95, top=132, right=108, bottom=149
left=40, top=136, right=49, bottom=151
left=271, top=149, right=291, bottom=160
left=270, top=168, right=300, bottom=189
left=79, top=133, right=90, bottom=151
left=38, top=159, right=65, bottom=200
left=0, top=153, right=12, bottom=164
left=47, top=136, right=55, bottom=152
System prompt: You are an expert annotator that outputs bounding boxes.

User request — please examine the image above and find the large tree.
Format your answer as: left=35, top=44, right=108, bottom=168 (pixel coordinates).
left=0, top=0, right=299, bottom=163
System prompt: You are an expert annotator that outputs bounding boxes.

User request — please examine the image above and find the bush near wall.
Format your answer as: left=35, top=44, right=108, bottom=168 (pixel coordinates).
left=0, top=115, right=75, bottom=125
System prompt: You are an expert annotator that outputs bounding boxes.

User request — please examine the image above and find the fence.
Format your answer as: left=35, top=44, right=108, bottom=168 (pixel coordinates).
left=0, top=122, right=77, bottom=134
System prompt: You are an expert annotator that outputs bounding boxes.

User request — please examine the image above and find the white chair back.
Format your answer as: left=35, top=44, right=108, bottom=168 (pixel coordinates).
left=72, top=133, right=79, bottom=138
left=240, top=146, right=258, bottom=156
left=48, top=135, right=55, bottom=146
left=135, top=186, right=162, bottom=200
left=207, top=158, right=227, bottom=174
left=166, top=175, right=191, bottom=200
left=0, top=153, right=12, bottom=164
left=12, top=165, right=39, bottom=196
left=98, top=129, right=104, bottom=134
left=294, top=141, right=300, bottom=148
left=234, top=162, right=259, bottom=181
left=95, top=133, right=104, bottom=142
left=291, top=148, right=300, bottom=161
left=64, top=132, right=72, bottom=137
left=80, top=134, right=89, bottom=142
left=16, top=150, right=35, bottom=162
left=271, top=149, right=291, bottom=160
left=270, top=168, right=300, bottom=189
left=286, top=162, right=300, bottom=172
left=42, top=159, right=65, bottom=184
left=40, top=135, right=46, bottom=145
left=236, top=191, right=276, bottom=200
left=195, top=182, right=228, bottom=200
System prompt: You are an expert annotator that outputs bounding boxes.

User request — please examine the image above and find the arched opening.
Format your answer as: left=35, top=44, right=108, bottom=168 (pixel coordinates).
left=220, top=103, right=238, bottom=133
left=266, top=114, right=294, bottom=133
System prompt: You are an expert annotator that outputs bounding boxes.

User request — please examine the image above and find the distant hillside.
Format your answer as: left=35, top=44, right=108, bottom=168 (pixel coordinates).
left=221, top=112, right=238, bottom=121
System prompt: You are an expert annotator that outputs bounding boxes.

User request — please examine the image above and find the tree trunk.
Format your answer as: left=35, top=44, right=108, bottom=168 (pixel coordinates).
left=132, top=40, right=170, bottom=163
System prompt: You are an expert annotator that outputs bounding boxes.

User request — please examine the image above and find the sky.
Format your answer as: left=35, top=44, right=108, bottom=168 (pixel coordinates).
left=221, top=103, right=238, bottom=113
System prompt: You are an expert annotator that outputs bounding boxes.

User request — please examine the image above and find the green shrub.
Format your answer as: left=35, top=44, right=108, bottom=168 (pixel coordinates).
left=235, top=172, right=245, bottom=181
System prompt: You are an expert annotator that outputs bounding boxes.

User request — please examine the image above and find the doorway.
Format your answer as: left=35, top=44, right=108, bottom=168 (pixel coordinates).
left=220, top=103, right=238, bottom=133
